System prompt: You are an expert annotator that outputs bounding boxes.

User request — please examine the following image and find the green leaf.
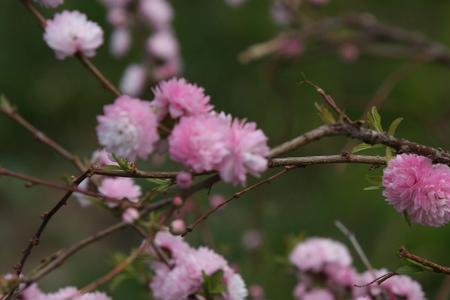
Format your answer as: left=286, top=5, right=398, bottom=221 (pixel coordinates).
left=110, top=274, right=129, bottom=291
left=386, top=147, right=393, bottom=160
left=202, top=270, right=225, bottom=298
left=314, top=102, right=336, bottom=124
left=366, top=174, right=382, bottom=185
left=352, top=143, right=383, bottom=153
left=363, top=186, right=382, bottom=191
left=0, top=95, right=12, bottom=112
left=367, top=106, right=383, bottom=132
left=396, top=264, right=425, bottom=275
left=100, top=165, right=123, bottom=172
left=388, top=117, right=403, bottom=136
left=146, top=178, right=171, bottom=186
left=112, top=153, right=132, bottom=171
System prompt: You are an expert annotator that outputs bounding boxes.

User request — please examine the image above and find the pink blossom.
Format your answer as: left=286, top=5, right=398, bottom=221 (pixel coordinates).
left=73, top=178, right=91, bottom=207
left=153, top=231, right=192, bottom=263
left=249, top=284, right=265, bottom=300
left=289, top=237, right=352, bottom=273
left=44, top=11, right=104, bottom=60
left=22, top=283, right=44, bottom=299
left=110, top=27, right=131, bottom=58
left=354, top=269, right=425, bottom=300
left=271, top=2, right=293, bottom=26
left=293, top=282, right=308, bottom=299
left=91, top=149, right=116, bottom=167
left=302, top=289, right=334, bottom=300
left=100, top=0, right=131, bottom=7
left=170, top=219, right=186, bottom=235
left=146, top=31, right=179, bottom=60
left=152, top=78, right=213, bottom=119
left=382, top=154, right=450, bottom=227
left=324, top=265, right=357, bottom=287
left=98, top=177, right=141, bottom=206
left=22, top=285, right=112, bottom=300
left=242, top=229, right=263, bottom=251
left=96, top=96, right=159, bottom=161
left=119, top=64, right=148, bottom=97
left=339, top=43, right=360, bottom=62
left=169, top=114, right=229, bottom=172
left=107, top=8, right=127, bottom=27
left=218, top=118, right=270, bottom=185
left=122, top=207, right=140, bottom=223
left=278, top=36, right=304, bottom=57
left=139, top=0, right=174, bottom=29
left=225, top=273, right=248, bottom=300
left=172, top=196, right=183, bottom=206
left=176, top=171, right=193, bottom=188
left=36, top=0, right=64, bottom=8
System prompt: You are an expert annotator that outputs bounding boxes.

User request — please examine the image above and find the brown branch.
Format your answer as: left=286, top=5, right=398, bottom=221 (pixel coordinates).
left=269, top=154, right=386, bottom=167
left=399, top=246, right=450, bottom=275
left=0, top=96, right=84, bottom=171
left=0, top=167, right=114, bottom=201
left=183, top=166, right=296, bottom=236
left=13, top=169, right=91, bottom=277
left=19, top=0, right=121, bottom=97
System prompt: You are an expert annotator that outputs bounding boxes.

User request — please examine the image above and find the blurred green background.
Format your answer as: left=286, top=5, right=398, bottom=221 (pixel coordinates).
left=1, top=0, right=450, bottom=299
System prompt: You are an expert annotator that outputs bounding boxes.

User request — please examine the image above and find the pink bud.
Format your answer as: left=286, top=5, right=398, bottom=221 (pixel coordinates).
left=146, top=30, right=179, bottom=60
left=110, top=27, right=131, bottom=58
left=339, top=43, right=360, bottom=63
left=122, top=207, right=139, bottom=223
left=172, top=196, right=183, bottom=207
left=249, top=284, right=265, bottom=299
left=170, top=219, right=186, bottom=235
left=107, top=8, right=127, bottom=27
left=119, top=64, right=147, bottom=97
left=176, top=171, right=192, bottom=189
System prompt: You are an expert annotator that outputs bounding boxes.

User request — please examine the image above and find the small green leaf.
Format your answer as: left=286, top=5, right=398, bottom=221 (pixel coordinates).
left=388, top=117, right=403, bottom=136
left=352, top=143, right=383, bottom=153
left=386, top=147, right=393, bottom=160
left=367, top=106, right=383, bottom=132
left=146, top=178, right=171, bottom=186
left=363, top=186, right=382, bottom=191
left=100, top=165, right=123, bottom=172
left=314, top=102, right=336, bottom=124
left=112, top=154, right=132, bottom=171
left=202, top=270, right=225, bottom=298
left=396, top=264, right=425, bottom=275
left=366, top=174, right=382, bottom=185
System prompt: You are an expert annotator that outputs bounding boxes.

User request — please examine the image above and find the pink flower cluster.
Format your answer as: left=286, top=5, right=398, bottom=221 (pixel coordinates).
left=44, top=11, right=104, bottom=60
left=149, top=231, right=248, bottom=300
left=354, top=269, right=425, bottom=300
left=289, top=237, right=426, bottom=300
left=382, top=154, right=450, bottom=227
left=97, top=95, right=159, bottom=161
left=20, top=283, right=111, bottom=300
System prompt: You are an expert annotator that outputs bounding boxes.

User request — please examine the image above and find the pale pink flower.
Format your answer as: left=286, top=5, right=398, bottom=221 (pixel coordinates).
left=169, top=115, right=229, bottom=172
left=122, top=207, right=140, bottom=223
left=302, top=289, right=334, bottom=300
left=324, top=265, right=357, bottom=287
left=119, top=64, right=148, bottom=97
left=339, top=43, right=360, bottom=62
left=153, top=231, right=192, bottom=263
left=98, top=177, right=141, bottom=206
left=381, top=274, right=426, bottom=300
left=107, top=7, right=127, bottom=27
left=176, top=171, right=193, bottom=189
left=100, top=0, right=131, bottom=7
left=91, top=149, right=116, bottom=167
left=43, top=286, right=79, bottom=300
left=293, top=282, right=308, bottom=299
left=355, top=297, right=370, bottom=300
left=110, top=27, right=131, bottom=58
left=96, top=96, right=159, bottom=161
left=146, top=31, right=179, bottom=60
left=22, top=283, right=44, bottom=300
left=152, top=78, right=213, bottom=119
left=225, top=273, right=248, bottom=300
left=36, top=0, right=64, bottom=8
left=289, top=237, right=352, bottom=273
left=139, top=0, right=173, bottom=29
left=249, top=284, right=265, bottom=300
left=382, top=154, right=450, bottom=227
left=73, top=178, right=91, bottom=207
left=170, top=219, right=186, bottom=235
left=150, top=262, right=199, bottom=300
left=44, top=11, right=104, bottom=60
left=278, top=36, right=304, bottom=57
left=218, top=118, right=270, bottom=185
left=271, top=2, right=293, bottom=26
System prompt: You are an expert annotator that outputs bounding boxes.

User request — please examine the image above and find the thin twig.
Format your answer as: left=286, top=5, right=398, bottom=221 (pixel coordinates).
left=183, top=167, right=296, bottom=236
left=0, top=96, right=84, bottom=171
left=399, top=246, right=450, bottom=275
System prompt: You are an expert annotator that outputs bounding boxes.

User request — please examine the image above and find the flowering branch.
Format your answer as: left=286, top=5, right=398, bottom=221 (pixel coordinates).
left=19, top=0, right=121, bottom=97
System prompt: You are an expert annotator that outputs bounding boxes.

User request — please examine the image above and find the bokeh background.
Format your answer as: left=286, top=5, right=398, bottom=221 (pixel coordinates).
left=1, top=0, right=450, bottom=299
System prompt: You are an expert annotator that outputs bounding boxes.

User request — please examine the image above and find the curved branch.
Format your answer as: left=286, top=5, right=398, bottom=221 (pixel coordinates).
left=399, top=246, right=450, bottom=275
